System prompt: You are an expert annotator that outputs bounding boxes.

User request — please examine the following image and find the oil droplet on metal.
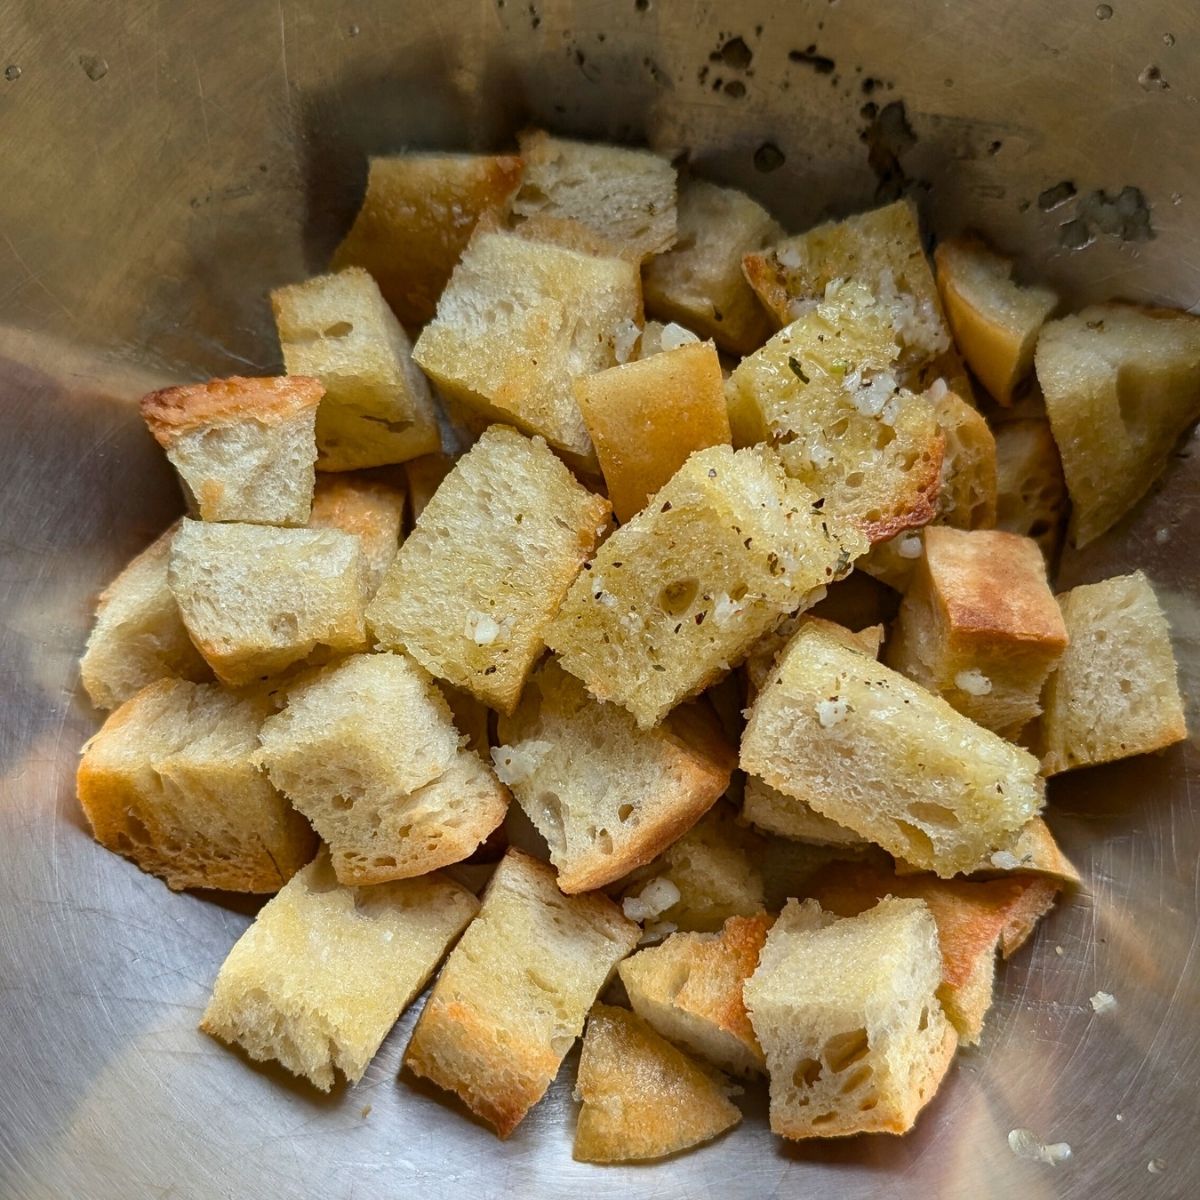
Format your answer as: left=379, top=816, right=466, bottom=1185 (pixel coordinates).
left=79, top=54, right=109, bottom=81
left=1163, top=32, right=1175, bottom=46
left=348, top=23, right=360, bottom=36
left=1095, top=3, right=1113, bottom=18
left=4, top=64, right=20, bottom=81
left=1138, top=64, right=1169, bottom=90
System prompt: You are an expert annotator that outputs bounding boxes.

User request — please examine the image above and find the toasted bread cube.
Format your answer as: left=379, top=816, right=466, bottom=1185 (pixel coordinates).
left=140, top=376, right=321, bottom=525
left=726, top=280, right=944, bottom=543
left=331, top=153, right=524, bottom=327
left=643, top=179, right=782, bottom=355
left=403, top=849, right=638, bottom=1137
left=200, top=852, right=477, bottom=1090
left=574, top=1004, right=739, bottom=1162
left=741, top=622, right=1044, bottom=877
left=931, top=383, right=997, bottom=529
left=744, top=613, right=883, bottom=701
left=616, top=800, right=766, bottom=933
left=806, top=862, right=1060, bottom=1044
left=80, top=523, right=211, bottom=710
left=994, top=419, right=1067, bottom=561
left=307, top=471, right=406, bottom=596
left=743, top=199, right=950, bottom=363
left=1040, top=571, right=1186, bottom=774
left=77, top=678, right=316, bottom=892
left=512, top=130, right=676, bottom=261
left=402, top=452, right=455, bottom=524
left=494, top=659, right=734, bottom=892
left=272, top=267, right=440, bottom=471
left=934, top=235, right=1058, bottom=405
left=168, top=520, right=367, bottom=687
left=573, top=340, right=732, bottom=522
left=620, top=913, right=772, bottom=1077
left=548, top=445, right=867, bottom=728
left=745, top=897, right=956, bottom=1138
left=257, top=653, right=508, bottom=883
left=413, top=228, right=642, bottom=465
left=743, top=775, right=866, bottom=846
left=1036, top=303, right=1200, bottom=545
left=367, top=427, right=610, bottom=712
left=886, top=528, right=1068, bottom=738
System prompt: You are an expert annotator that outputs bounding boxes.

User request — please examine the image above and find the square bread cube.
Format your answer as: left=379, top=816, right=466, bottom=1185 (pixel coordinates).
left=367, top=426, right=611, bottom=712
left=1040, top=571, right=1186, bottom=774
left=547, top=445, right=868, bottom=728
left=493, top=658, right=734, bottom=893
left=993, top=419, right=1067, bottom=562
left=200, top=852, right=478, bottom=1090
left=512, top=130, right=677, bottom=261
left=140, top=376, right=322, bottom=525
left=412, top=227, right=642, bottom=464
left=307, top=471, right=406, bottom=597
left=573, top=1004, right=740, bottom=1163
left=886, top=527, right=1069, bottom=738
left=331, top=152, right=524, bottom=327
left=806, top=861, right=1061, bottom=1045
left=615, top=800, right=766, bottom=933
left=934, top=235, right=1058, bottom=405
left=402, top=849, right=639, bottom=1138
left=725, top=279, right=945, bottom=543
left=273, top=267, right=441, bottom=471
left=742, top=774, right=866, bottom=846
left=76, top=678, right=316, bottom=892
left=619, top=913, right=772, bottom=1077
left=1035, top=303, right=1200, bottom=545
left=168, top=519, right=367, bottom=687
left=743, top=199, right=951, bottom=368
left=643, top=178, right=782, bottom=355
left=741, top=621, right=1044, bottom=877
left=744, top=897, right=957, bottom=1138
left=573, top=339, right=731, bottom=522
left=80, top=522, right=211, bottom=710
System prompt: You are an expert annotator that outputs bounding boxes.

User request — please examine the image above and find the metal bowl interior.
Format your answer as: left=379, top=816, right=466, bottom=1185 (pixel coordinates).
left=1, top=2, right=1197, bottom=1197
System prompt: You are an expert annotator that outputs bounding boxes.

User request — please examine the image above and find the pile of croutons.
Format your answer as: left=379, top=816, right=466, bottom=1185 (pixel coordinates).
left=77, top=131, right=1192, bottom=1160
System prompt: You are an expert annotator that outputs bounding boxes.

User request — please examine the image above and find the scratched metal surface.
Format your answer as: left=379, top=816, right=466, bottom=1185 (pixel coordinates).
left=0, top=1, right=1198, bottom=1197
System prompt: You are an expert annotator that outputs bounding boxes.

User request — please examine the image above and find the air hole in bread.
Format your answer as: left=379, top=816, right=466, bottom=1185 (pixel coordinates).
left=874, top=424, right=897, bottom=450
left=323, top=321, right=354, bottom=338
left=907, top=801, right=960, bottom=829
left=124, top=813, right=152, bottom=845
left=533, top=791, right=566, bottom=852
left=617, top=803, right=634, bottom=823
left=596, top=829, right=614, bottom=856
left=792, top=1057, right=823, bottom=1088
left=332, top=795, right=354, bottom=811
left=844, top=471, right=865, bottom=490
left=839, top=1064, right=873, bottom=1095
left=372, top=855, right=397, bottom=868
left=858, top=1094, right=880, bottom=1112
left=659, top=578, right=700, bottom=616
left=810, top=1111, right=837, bottom=1126
left=895, top=819, right=935, bottom=862
left=918, top=1006, right=930, bottom=1032
left=823, top=1027, right=870, bottom=1073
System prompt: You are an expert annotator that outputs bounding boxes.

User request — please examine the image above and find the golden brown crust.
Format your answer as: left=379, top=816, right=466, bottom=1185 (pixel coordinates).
left=740, top=251, right=789, bottom=328
left=860, top=428, right=944, bottom=545
left=140, top=376, right=323, bottom=447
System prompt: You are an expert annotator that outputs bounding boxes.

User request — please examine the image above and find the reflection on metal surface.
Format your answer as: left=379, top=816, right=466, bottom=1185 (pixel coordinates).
left=0, top=1, right=1197, bottom=1198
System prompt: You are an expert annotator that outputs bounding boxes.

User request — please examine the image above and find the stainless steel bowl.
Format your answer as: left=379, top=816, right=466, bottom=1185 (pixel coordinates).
left=1, top=2, right=1197, bottom=1197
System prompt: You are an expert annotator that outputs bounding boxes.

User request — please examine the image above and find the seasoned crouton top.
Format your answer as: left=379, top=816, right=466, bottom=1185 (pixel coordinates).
left=140, top=375, right=324, bottom=445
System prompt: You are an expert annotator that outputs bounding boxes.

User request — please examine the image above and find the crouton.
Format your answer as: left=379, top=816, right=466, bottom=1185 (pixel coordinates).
left=77, top=678, right=316, bottom=892
left=615, top=800, right=766, bottom=933
left=140, top=376, right=321, bottom=525
left=886, top=527, right=1068, bottom=738
left=512, top=130, right=676, bottom=261
left=744, top=613, right=883, bottom=700
left=493, top=659, right=734, bottom=892
left=200, top=852, right=478, bottom=1090
left=1035, top=303, right=1200, bottom=545
left=80, top=523, right=211, bottom=710
left=930, top=383, right=998, bottom=529
left=573, top=340, right=732, bottom=522
left=993, top=419, right=1068, bottom=561
left=272, top=267, right=440, bottom=471
left=742, top=774, right=866, bottom=846
left=725, top=279, right=945, bottom=543
left=167, top=519, right=367, bottom=687
left=934, top=235, right=1058, bottom=405
left=548, top=445, right=867, bottom=728
left=741, top=622, right=1044, bottom=877
left=1040, top=571, right=1186, bottom=774
left=412, top=228, right=642, bottom=466
left=806, top=861, right=1061, bottom=1044
left=620, top=913, right=772, bottom=1077
left=744, top=897, right=957, bottom=1138
left=573, top=1004, right=740, bottom=1162
left=402, top=849, right=639, bottom=1138
left=331, top=152, right=524, bottom=327
left=367, top=426, right=610, bottom=713
left=643, top=179, right=782, bottom=355
left=307, top=471, right=406, bottom=596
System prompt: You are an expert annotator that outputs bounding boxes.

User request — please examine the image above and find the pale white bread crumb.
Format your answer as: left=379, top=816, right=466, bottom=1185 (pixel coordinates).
left=490, top=740, right=553, bottom=787
left=955, top=669, right=994, bottom=696
left=1007, top=1128, right=1072, bottom=1165
left=815, top=697, right=849, bottom=728
left=660, top=322, right=701, bottom=350
left=623, top=877, right=682, bottom=923
left=1090, top=990, right=1118, bottom=1014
